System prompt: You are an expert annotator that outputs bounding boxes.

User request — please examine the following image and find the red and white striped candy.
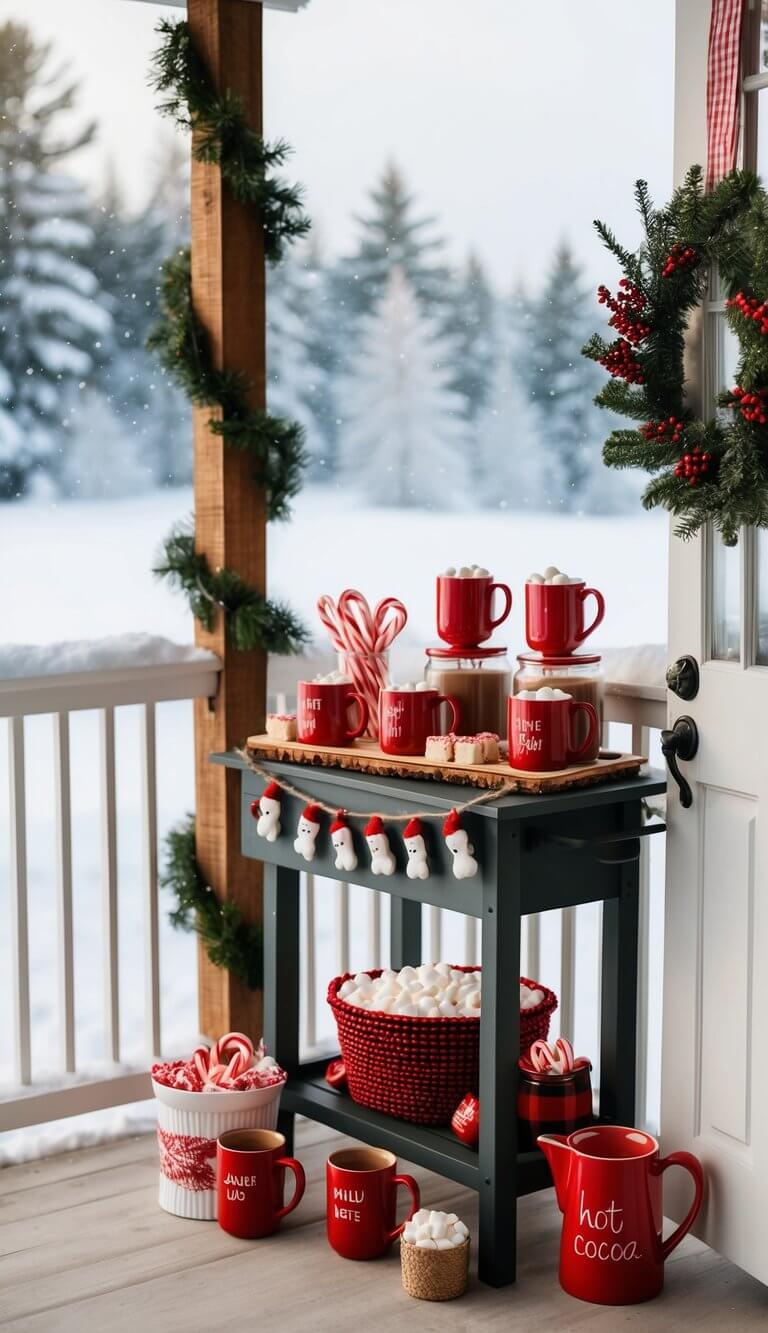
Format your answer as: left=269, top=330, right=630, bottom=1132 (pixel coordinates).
left=208, top=1031, right=254, bottom=1070
left=529, top=1037, right=576, bottom=1075
left=316, top=589, right=407, bottom=740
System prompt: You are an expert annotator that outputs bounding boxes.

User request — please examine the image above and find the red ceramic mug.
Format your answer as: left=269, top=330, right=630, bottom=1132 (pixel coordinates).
left=297, top=680, right=369, bottom=746
left=326, top=1146, right=420, bottom=1260
left=217, top=1129, right=305, bottom=1239
left=436, top=574, right=513, bottom=647
left=508, top=695, right=598, bottom=771
left=525, top=580, right=605, bottom=655
left=539, top=1125, right=704, bottom=1306
left=379, top=687, right=460, bottom=756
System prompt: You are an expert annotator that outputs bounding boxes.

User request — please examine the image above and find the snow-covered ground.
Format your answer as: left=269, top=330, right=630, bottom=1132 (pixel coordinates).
left=0, top=488, right=668, bottom=1161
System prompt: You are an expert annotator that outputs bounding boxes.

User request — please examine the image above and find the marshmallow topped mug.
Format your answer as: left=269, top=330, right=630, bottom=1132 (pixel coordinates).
left=525, top=576, right=605, bottom=655
left=297, top=679, right=369, bottom=746
left=436, top=570, right=513, bottom=647
left=508, top=692, right=598, bottom=771
left=379, top=686, right=460, bottom=756
left=326, top=1146, right=420, bottom=1260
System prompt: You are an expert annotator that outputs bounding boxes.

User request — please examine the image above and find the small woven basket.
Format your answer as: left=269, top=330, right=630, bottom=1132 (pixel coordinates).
left=401, top=1237, right=470, bottom=1301
left=328, top=968, right=557, bottom=1124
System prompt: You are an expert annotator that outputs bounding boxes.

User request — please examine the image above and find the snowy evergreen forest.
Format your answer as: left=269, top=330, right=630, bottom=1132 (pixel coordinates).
left=0, top=20, right=633, bottom=513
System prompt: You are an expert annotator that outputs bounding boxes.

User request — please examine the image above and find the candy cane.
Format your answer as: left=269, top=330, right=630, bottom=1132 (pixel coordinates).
left=529, top=1038, right=576, bottom=1075
left=316, top=590, right=407, bottom=739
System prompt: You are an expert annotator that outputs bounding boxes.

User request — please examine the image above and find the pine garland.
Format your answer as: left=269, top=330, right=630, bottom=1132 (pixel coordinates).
left=584, top=167, right=768, bottom=545
left=162, top=815, right=263, bottom=989
left=154, top=522, right=309, bottom=654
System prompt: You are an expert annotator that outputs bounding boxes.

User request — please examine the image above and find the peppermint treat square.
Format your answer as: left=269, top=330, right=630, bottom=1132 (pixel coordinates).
left=477, top=731, right=500, bottom=762
left=266, top=713, right=297, bottom=741
left=453, top=735, right=485, bottom=764
left=425, top=734, right=455, bottom=762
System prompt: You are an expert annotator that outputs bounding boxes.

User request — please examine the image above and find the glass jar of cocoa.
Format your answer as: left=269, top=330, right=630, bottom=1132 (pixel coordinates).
left=425, top=646, right=511, bottom=738
left=513, top=653, right=604, bottom=760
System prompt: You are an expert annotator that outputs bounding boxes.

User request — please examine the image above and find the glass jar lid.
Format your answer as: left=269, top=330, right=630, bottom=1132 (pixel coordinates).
left=516, top=651, right=601, bottom=667
left=426, top=645, right=509, bottom=659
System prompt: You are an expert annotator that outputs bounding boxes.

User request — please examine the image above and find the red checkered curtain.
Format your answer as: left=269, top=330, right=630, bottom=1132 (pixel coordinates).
left=706, top=0, right=746, bottom=188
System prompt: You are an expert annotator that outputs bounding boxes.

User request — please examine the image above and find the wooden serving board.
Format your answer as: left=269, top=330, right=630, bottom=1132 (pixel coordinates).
left=244, top=735, right=646, bottom=794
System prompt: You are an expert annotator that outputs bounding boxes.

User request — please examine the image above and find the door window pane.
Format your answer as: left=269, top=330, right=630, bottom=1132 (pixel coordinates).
left=710, top=532, right=741, bottom=661
left=756, top=531, right=768, bottom=664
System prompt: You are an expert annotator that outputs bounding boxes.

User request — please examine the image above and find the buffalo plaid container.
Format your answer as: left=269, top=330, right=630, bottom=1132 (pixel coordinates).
left=328, top=968, right=557, bottom=1125
left=517, top=1056, right=593, bottom=1150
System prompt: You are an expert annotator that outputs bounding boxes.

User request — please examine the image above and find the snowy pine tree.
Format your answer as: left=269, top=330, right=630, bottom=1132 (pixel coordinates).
left=476, top=330, right=559, bottom=511
left=267, top=245, right=334, bottom=479
left=58, top=387, right=151, bottom=499
left=0, top=22, right=112, bottom=497
left=514, top=243, right=607, bottom=512
left=445, top=255, right=497, bottom=421
left=338, top=267, right=470, bottom=509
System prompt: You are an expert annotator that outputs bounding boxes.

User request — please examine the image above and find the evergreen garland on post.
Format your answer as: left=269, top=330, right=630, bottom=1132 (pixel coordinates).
left=148, top=18, right=311, bottom=640
left=162, top=816, right=263, bottom=989
left=584, top=167, right=768, bottom=545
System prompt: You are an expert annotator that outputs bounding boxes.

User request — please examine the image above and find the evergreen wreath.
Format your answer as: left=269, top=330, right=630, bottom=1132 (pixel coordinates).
left=154, top=522, right=309, bottom=654
left=584, top=166, right=768, bottom=545
left=162, top=815, right=263, bottom=989
left=148, top=18, right=310, bottom=644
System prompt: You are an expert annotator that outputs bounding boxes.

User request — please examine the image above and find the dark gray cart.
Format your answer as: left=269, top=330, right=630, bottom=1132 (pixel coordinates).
left=215, top=751, right=665, bottom=1287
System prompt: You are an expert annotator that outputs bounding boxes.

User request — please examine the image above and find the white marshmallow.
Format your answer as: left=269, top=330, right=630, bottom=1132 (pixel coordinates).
left=435, top=1238, right=454, bottom=1251
left=543, top=565, right=561, bottom=580
left=450, top=1232, right=467, bottom=1247
left=338, top=979, right=356, bottom=998
left=454, top=1221, right=469, bottom=1238
left=416, top=1222, right=431, bottom=1240
left=354, top=972, right=372, bottom=989
left=412, top=1209, right=430, bottom=1225
left=552, top=572, right=570, bottom=585
left=435, top=962, right=452, bottom=977
left=527, top=572, right=545, bottom=583
left=415, top=1239, right=437, bottom=1249
left=472, top=566, right=489, bottom=577
left=457, top=566, right=473, bottom=577
left=443, top=566, right=456, bottom=577
left=398, top=966, right=417, bottom=983
left=430, top=1219, right=448, bottom=1239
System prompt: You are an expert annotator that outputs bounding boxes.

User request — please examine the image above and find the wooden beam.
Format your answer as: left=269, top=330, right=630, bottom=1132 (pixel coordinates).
left=188, top=0, right=266, bottom=1041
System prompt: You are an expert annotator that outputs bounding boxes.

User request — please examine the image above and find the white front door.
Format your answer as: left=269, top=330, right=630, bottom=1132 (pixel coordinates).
left=662, top=0, right=768, bottom=1284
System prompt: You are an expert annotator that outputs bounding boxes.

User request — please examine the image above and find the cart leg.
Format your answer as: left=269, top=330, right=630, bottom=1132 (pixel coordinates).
left=390, top=896, right=422, bottom=970
left=478, top=825, right=521, bottom=1287
left=264, top=863, right=300, bottom=1154
left=599, top=807, right=640, bottom=1126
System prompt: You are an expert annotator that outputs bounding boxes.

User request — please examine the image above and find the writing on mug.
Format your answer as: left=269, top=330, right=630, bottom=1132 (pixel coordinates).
left=334, top=1184, right=364, bottom=1224
left=227, top=1188, right=246, bottom=1201
left=573, top=1190, right=641, bottom=1262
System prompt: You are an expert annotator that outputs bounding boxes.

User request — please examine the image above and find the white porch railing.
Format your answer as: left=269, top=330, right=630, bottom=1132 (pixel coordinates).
left=1, top=667, right=666, bottom=1137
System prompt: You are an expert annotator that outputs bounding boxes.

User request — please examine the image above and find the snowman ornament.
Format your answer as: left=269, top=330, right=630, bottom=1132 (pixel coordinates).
left=252, top=780, right=282, bottom=842
left=403, top=816, right=429, bottom=880
left=294, top=802, right=321, bottom=862
left=443, top=809, right=478, bottom=879
left=364, top=815, right=396, bottom=876
left=330, top=811, right=358, bottom=872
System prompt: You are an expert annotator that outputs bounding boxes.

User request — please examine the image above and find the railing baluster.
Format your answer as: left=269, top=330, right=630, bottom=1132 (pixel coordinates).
left=141, top=703, right=161, bottom=1058
left=560, top=907, right=576, bottom=1038
left=368, top=889, right=381, bottom=968
left=634, top=722, right=651, bottom=1128
left=525, top=913, right=540, bottom=980
left=53, top=712, right=75, bottom=1073
left=337, top=881, right=350, bottom=975
left=464, top=915, right=478, bottom=965
left=9, top=716, right=31, bottom=1086
left=100, top=707, right=120, bottom=1062
left=428, top=905, right=441, bottom=962
left=303, top=872, right=316, bottom=1051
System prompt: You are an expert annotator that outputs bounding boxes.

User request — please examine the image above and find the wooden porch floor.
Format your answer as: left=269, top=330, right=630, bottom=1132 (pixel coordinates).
left=1, top=1120, right=767, bottom=1331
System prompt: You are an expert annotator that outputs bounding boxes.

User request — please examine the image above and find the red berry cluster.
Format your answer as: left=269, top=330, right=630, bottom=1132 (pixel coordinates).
left=599, top=339, right=645, bottom=384
left=597, top=279, right=650, bottom=344
left=662, top=244, right=699, bottom=278
left=639, top=416, right=685, bottom=446
left=731, top=385, right=768, bottom=424
left=674, top=448, right=712, bottom=486
left=726, top=291, right=768, bottom=335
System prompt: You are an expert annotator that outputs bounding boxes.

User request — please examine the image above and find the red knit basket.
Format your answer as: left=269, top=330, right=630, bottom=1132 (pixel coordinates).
left=327, top=967, right=558, bottom=1126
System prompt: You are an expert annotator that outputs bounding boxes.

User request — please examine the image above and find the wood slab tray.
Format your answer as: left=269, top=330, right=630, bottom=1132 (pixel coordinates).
left=245, top=735, right=646, bottom=794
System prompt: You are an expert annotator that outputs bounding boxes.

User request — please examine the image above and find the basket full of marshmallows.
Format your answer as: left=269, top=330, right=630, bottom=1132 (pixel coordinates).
left=401, top=1208, right=471, bottom=1301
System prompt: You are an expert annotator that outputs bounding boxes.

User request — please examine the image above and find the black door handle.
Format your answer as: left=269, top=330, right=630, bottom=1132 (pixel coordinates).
left=661, top=715, right=699, bottom=809
left=666, top=655, right=700, bottom=701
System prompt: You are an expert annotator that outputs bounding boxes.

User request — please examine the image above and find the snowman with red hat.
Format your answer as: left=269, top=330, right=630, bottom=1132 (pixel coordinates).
left=330, top=811, right=358, bottom=872
left=443, top=808, right=478, bottom=879
left=364, top=815, right=396, bottom=876
left=294, top=803, right=321, bottom=862
left=403, top=817, right=429, bottom=880
left=253, top=781, right=282, bottom=842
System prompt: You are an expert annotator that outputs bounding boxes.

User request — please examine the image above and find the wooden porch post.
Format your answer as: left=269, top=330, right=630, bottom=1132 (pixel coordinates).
left=188, top=0, right=266, bottom=1040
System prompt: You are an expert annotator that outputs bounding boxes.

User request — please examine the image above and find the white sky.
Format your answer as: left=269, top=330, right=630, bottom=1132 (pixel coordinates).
left=7, top=0, right=675, bottom=287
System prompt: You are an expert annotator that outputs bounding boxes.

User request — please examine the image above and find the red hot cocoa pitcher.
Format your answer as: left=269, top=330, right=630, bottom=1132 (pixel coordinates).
left=436, top=574, right=512, bottom=647
left=326, top=1147, right=420, bottom=1260
left=525, top=580, right=605, bottom=655
left=538, top=1125, right=703, bottom=1305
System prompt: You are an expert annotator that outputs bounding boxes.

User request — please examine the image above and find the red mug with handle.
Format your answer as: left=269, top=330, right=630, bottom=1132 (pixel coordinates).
left=379, top=687, right=460, bottom=756
left=436, top=574, right=513, bottom=647
left=538, top=1125, right=704, bottom=1305
left=508, top=694, right=598, bottom=771
left=525, top=580, right=605, bottom=655
left=297, top=680, right=369, bottom=746
left=217, top=1129, right=305, bottom=1239
left=326, top=1146, right=420, bottom=1260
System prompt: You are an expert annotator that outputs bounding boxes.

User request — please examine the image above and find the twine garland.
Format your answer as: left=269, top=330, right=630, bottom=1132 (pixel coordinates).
left=236, top=748, right=515, bottom=821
